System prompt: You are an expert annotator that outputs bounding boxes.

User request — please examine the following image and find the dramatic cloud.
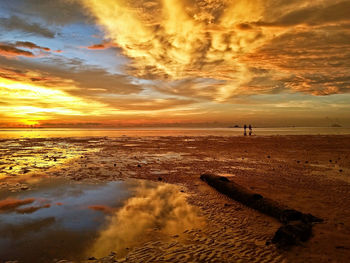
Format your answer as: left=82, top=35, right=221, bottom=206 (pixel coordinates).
left=0, top=57, right=197, bottom=126
left=81, top=0, right=264, bottom=81
left=0, top=0, right=349, bottom=126
left=0, top=15, right=55, bottom=38
left=81, top=0, right=350, bottom=100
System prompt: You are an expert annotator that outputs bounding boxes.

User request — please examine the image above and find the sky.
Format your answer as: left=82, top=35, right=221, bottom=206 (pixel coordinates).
left=0, top=0, right=349, bottom=128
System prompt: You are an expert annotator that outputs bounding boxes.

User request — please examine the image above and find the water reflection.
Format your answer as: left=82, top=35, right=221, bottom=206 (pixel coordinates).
left=0, top=178, right=203, bottom=262
left=0, top=138, right=98, bottom=180
left=90, top=181, right=204, bottom=258
left=0, top=178, right=130, bottom=262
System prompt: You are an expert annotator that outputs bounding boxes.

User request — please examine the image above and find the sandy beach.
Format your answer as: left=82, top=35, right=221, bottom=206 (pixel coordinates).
left=1, top=135, right=350, bottom=262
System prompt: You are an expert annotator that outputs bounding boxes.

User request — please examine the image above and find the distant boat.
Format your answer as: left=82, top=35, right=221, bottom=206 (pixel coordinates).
left=228, top=125, right=240, bottom=128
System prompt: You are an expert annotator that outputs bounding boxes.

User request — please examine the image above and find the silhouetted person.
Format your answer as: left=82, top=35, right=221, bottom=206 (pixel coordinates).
left=249, top=124, right=252, bottom=136
left=244, top=124, right=247, bottom=136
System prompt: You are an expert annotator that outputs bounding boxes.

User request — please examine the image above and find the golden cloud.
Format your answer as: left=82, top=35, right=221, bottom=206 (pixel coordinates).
left=81, top=0, right=265, bottom=80
left=81, top=0, right=350, bottom=100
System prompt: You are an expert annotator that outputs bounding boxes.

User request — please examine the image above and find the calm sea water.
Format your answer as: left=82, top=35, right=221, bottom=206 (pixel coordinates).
left=0, top=127, right=349, bottom=138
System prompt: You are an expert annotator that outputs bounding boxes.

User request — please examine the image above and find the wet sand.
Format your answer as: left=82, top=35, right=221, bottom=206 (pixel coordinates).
left=1, top=135, right=350, bottom=262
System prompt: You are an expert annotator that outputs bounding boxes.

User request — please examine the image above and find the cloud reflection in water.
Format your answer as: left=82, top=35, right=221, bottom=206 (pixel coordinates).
left=90, top=181, right=204, bottom=258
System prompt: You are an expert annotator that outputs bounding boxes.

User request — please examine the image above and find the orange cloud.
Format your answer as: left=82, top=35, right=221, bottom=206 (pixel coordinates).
left=88, top=43, right=106, bottom=49
left=86, top=42, right=115, bottom=50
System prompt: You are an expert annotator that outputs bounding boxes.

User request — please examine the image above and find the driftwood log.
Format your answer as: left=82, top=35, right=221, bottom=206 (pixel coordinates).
left=200, top=173, right=323, bottom=247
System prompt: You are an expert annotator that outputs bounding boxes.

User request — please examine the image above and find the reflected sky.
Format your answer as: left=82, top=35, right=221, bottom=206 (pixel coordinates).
left=0, top=137, right=100, bottom=180
left=0, top=177, right=203, bottom=262
left=0, top=178, right=130, bottom=262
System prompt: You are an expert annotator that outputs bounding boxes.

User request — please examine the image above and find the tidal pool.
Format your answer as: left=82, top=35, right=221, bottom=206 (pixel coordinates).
left=0, top=177, right=203, bottom=262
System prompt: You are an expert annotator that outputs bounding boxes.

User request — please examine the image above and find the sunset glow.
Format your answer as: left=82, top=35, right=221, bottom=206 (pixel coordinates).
left=0, top=76, right=112, bottom=125
left=0, top=0, right=349, bottom=127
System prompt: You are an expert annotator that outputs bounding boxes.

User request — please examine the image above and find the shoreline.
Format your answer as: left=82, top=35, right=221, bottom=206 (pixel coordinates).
left=1, top=128, right=350, bottom=139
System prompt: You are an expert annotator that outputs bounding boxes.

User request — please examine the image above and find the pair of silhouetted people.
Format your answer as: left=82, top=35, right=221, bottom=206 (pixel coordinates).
left=244, top=124, right=252, bottom=136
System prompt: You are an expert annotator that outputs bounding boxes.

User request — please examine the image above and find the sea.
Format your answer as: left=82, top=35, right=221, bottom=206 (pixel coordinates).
left=0, top=127, right=349, bottom=139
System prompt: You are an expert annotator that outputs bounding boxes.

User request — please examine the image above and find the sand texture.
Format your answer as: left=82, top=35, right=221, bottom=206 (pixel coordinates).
left=1, top=135, right=350, bottom=262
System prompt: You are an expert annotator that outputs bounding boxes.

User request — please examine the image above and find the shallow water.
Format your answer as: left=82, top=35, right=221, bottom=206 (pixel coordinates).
left=0, top=177, right=203, bottom=262
left=0, top=178, right=130, bottom=262
left=0, top=127, right=349, bottom=138
left=0, top=138, right=101, bottom=180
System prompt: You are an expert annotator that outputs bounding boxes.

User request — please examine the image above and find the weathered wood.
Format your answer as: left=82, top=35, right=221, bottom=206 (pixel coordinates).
left=200, top=173, right=323, bottom=247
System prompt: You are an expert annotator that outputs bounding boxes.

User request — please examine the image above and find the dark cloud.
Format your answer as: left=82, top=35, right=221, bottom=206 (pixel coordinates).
left=15, top=41, right=50, bottom=51
left=0, top=15, right=55, bottom=38
left=236, top=23, right=254, bottom=30
left=0, top=0, right=88, bottom=26
left=0, top=43, right=35, bottom=57
left=0, top=40, right=54, bottom=58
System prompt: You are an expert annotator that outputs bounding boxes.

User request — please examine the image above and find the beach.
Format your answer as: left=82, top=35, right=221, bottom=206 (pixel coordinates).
left=2, top=0, right=350, bottom=261
left=1, top=134, right=350, bottom=262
